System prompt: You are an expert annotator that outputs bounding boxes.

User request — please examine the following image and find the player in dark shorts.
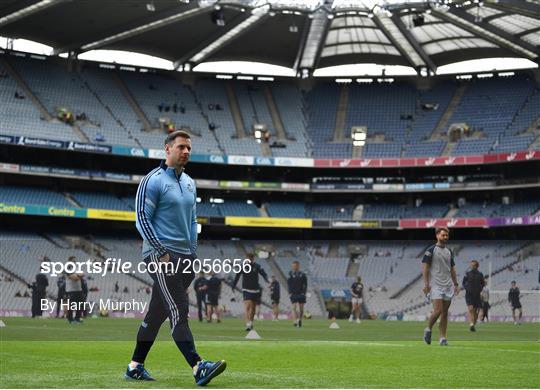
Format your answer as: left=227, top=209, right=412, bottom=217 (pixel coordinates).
left=287, top=261, right=308, bottom=327
left=232, top=253, right=268, bottom=331
left=508, top=281, right=522, bottom=325
left=205, top=273, right=222, bottom=323
left=349, top=276, right=364, bottom=324
left=462, top=260, right=485, bottom=332
left=480, top=280, right=490, bottom=322
left=193, top=273, right=208, bottom=322
left=269, top=276, right=280, bottom=320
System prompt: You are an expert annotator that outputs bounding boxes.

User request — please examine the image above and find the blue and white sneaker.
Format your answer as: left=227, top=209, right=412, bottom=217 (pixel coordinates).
left=439, top=338, right=449, bottom=346
left=194, top=360, right=227, bottom=386
left=124, top=364, right=156, bottom=381
left=423, top=327, right=432, bottom=345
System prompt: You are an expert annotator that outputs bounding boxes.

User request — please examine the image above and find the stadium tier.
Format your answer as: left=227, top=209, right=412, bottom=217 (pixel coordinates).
left=1, top=185, right=539, bottom=219
left=1, top=54, right=538, bottom=159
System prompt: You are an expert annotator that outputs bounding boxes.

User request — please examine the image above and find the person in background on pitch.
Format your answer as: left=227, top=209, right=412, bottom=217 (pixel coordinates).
left=232, top=253, right=268, bottom=331
left=81, top=275, right=88, bottom=318
left=462, top=260, right=485, bottom=332
left=479, top=277, right=490, bottom=323
left=64, top=256, right=85, bottom=324
left=269, top=275, right=280, bottom=321
left=288, top=261, right=308, bottom=327
left=193, top=272, right=208, bottom=322
left=508, top=281, right=523, bottom=325
left=205, top=272, right=222, bottom=323
left=422, top=227, right=459, bottom=346
left=29, top=273, right=48, bottom=318
left=56, top=274, right=66, bottom=318
left=126, top=130, right=226, bottom=386
left=349, top=276, right=364, bottom=324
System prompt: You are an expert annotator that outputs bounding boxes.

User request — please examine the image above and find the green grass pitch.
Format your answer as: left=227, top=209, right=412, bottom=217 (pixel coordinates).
left=1, top=317, right=539, bottom=388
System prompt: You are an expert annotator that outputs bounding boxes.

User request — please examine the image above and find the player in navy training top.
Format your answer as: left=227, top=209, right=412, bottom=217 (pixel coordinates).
left=232, top=253, right=268, bottom=331
left=349, top=276, right=364, bottom=323
left=508, top=281, right=522, bottom=325
left=205, top=273, right=222, bottom=323
left=288, top=261, right=308, bottom=327
left=270, top=276, right=280, bottom=320
left=193, top=273, right=208, bottom=322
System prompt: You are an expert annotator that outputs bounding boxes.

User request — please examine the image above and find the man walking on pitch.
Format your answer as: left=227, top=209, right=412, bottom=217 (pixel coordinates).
left=349, top=276, right=364, bottom=324
left=288, top=261, right=308, bottom=327
left=480, top=278, right=490, bottom=322
left=64, top=256, right=84, bottom=324
left=205, top=272, right=222, bottom=323
left=194, top=273, right=208, bottom=322
left=232, top=253, right=268, bottom=331
left=126, top=131, right=226, bottom=385
left=422, top=227, right=459, bottom=346
left=462, top=260, right=485, bottom=332
left=508, top=281, right=523, bottom=325
left=270, top=276, right=280, bottom=321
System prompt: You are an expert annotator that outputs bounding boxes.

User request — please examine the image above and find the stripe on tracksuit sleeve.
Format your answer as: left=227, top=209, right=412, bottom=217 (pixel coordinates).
left=190, top=185, right=198, bottom=255
left=135, top=169, right=168, bottom=257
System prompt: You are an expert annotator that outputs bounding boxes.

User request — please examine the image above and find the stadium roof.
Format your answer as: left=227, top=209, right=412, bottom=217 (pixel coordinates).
left=0, top=0, right=538, bottom=76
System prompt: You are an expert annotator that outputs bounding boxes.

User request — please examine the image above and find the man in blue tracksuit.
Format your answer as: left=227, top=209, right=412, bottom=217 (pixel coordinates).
left=125, top=130, right=226, bottom=386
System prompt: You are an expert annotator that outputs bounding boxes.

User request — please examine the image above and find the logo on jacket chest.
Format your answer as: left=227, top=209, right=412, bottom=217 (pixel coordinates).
left=163, top=184, right=174, bottom=195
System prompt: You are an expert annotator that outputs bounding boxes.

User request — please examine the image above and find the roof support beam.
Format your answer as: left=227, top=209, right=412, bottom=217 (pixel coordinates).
left=0, top=0, right=67, bottom=28
left=389, top=13, right=436, bottom=73
left=296, top=8, right=331, bottom=72
left=433, top=8, right=538, bottom=61
left=517, top=26, right=540, bottom=39
left=187, top=7, right=269, bottom=66
left=172, top=12, right=252, bottom=69
left=485, top=0, right=540, bottom=20
left=309, top=13, right=332, bottom=71
left=53, top=4, right=204, bottom=55
left=292, top=15, right=312, bottom=72
left=451, top=7, right=539, bottom=58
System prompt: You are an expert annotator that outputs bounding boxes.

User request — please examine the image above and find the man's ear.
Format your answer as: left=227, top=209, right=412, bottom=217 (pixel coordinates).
left=164, top=143, right=170, bottom=154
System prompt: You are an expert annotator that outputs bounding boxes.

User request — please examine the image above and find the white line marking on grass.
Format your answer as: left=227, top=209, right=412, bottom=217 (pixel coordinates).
left=450, top=345, right=540, bottom=355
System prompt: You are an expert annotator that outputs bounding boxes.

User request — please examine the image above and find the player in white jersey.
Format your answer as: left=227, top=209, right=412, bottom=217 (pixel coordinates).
left=422, top=227, right=459, bottom=346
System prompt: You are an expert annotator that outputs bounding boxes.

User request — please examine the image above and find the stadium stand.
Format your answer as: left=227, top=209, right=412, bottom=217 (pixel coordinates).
left=362, top=142, right=402, bottom=158
left=0, top=185, right=72, bottom=207
left=266, top=201, right=306, bottom=219
left=411, top=80, right=456, bottom=142
left=452, top=138, right=494, bottom=155
left=234, top=82, right=275, bottom=135
left=194, top=79, right=261, bottom=156
left=270, top=82, right=312, bottom=157
left=440, top=75, right=539, bottom=156
left=402, top=140, right=446, bottom=157
left=9, top=56, right=139, bottom=147
left=217, top=200, right=260, bottom=217
left=346, top=82, right=417, bottom=145
left=1, top=54, right=538, bottom=158
left=305, top=83, right=351, bottom=158
left=69, top=191, right=132, bottom=211
left=0, top=61, right=81, bottom=142
left=119, top=71, right=221, bottom=154
left=1, top=184, right=538, bottom=219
